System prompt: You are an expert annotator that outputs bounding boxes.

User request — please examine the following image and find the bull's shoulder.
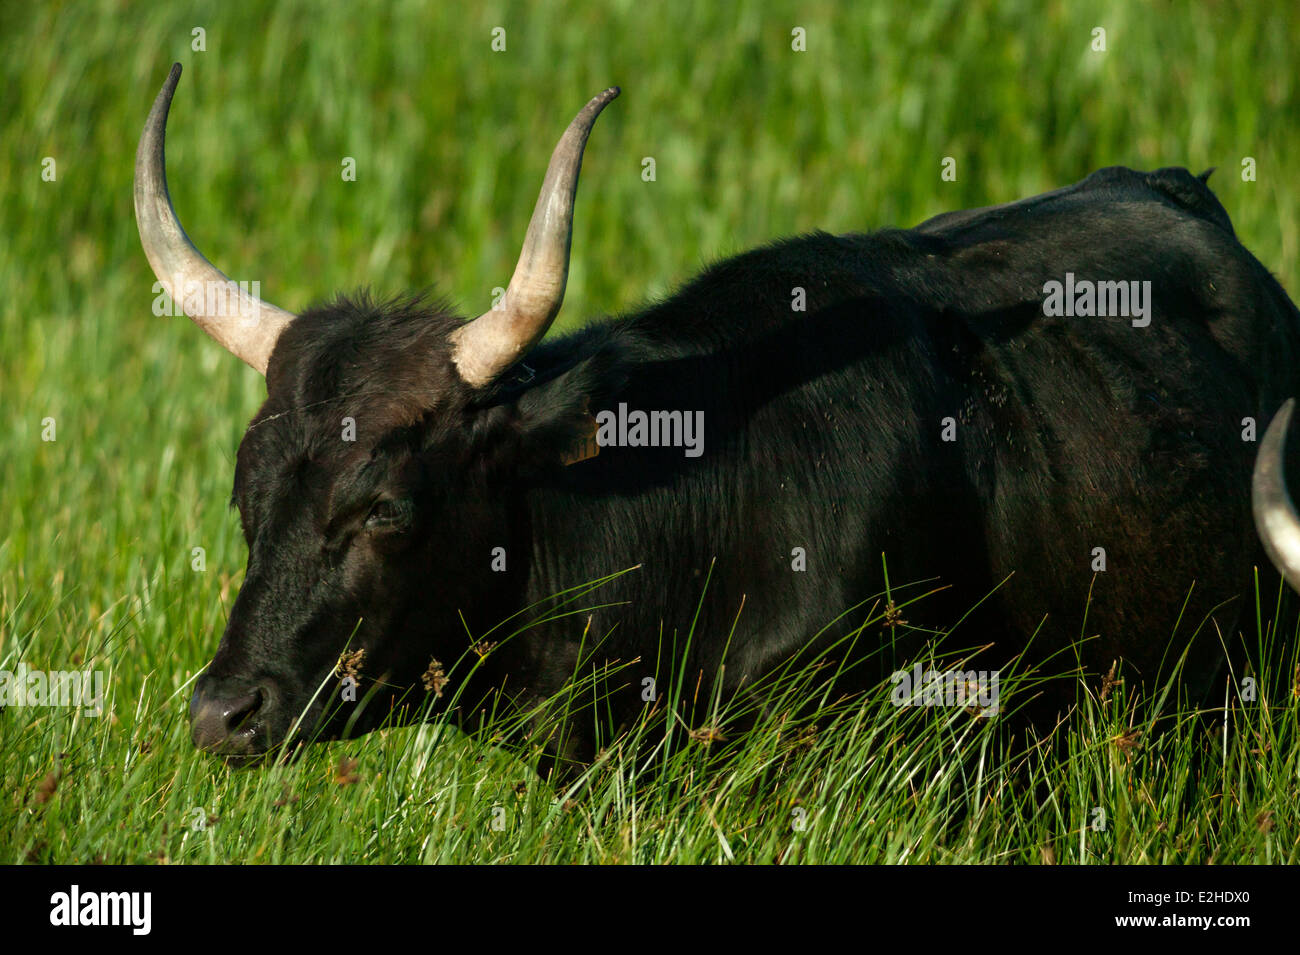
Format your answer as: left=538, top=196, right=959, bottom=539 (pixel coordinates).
left=606, top=231, right=889, bottom=354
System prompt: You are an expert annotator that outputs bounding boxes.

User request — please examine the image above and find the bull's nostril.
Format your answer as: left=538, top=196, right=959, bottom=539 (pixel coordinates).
left=225, top=689, right=262, bottom=729
left=190, top=686, right=265, bottom=751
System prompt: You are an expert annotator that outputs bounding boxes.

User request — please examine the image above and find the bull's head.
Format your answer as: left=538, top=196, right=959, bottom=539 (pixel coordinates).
left=136, top=64, right=618, bottom=760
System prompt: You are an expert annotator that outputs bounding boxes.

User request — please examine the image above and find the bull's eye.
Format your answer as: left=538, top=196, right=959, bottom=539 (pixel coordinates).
left=365, top=498, right=413, bottom=529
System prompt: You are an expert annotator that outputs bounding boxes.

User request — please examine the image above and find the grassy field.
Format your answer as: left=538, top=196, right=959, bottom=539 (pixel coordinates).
left=2, top=0, right=1299, bottom=863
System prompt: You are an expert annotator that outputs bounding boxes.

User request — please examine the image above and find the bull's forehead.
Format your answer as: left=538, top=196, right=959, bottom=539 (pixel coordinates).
left=238, top=393, right=424, bottom=488
left=232, top=299, right=465, bottom=487
left=264, top=294, right=466, bottom=408
left=233, top=375, right=439, bottom=534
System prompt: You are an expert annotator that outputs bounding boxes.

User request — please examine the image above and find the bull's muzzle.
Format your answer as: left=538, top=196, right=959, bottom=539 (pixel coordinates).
left=189, top=677, right=267, bottom=757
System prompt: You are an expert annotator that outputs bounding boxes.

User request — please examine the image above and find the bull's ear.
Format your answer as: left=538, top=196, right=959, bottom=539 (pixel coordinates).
left=468, top=356, right=620, bottom=475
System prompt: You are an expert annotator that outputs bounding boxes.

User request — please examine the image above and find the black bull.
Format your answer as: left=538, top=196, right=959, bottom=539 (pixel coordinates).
left=133, top=65, right=1300, bottom=773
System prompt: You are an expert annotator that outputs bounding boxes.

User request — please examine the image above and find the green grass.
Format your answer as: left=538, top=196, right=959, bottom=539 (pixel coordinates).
left=5, top=576, right=1299, bottom=864
left=2, top=0, right=1299, bottom=863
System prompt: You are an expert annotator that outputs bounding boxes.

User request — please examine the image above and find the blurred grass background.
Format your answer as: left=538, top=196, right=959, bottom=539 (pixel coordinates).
left=2, top=0, right=1298, bottom=862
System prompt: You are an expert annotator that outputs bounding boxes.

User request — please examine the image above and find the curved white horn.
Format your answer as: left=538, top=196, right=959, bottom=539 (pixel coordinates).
left=134, top=63, right=294, bottom=375
left=1252, top=398, right=1300, bottom=591
left=450, top=87, right=619, bottom=387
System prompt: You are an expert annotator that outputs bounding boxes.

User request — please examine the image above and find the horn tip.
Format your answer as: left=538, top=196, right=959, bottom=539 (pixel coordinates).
left=154, top=63, right=182, bottom=103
